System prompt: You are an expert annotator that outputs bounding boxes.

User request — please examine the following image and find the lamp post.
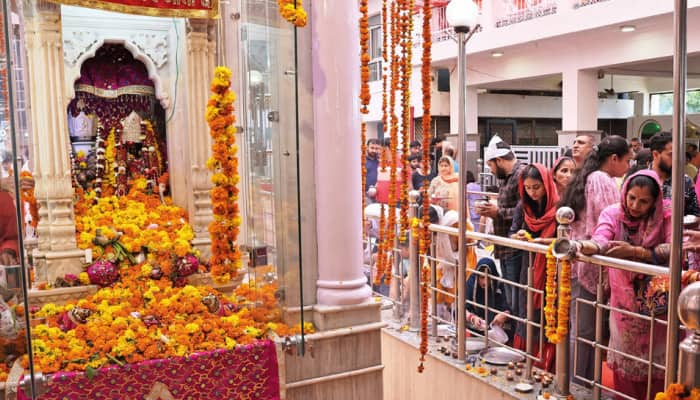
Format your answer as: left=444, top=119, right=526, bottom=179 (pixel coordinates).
left=446, top=0, right=479, bottom=362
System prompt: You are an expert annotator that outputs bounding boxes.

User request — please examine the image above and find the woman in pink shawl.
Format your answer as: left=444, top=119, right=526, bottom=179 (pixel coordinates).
left=580, top=169, right=671, bottom=399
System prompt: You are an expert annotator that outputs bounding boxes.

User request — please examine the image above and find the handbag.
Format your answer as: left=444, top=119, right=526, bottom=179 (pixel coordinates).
left=633, top=274, right=668, bottom=317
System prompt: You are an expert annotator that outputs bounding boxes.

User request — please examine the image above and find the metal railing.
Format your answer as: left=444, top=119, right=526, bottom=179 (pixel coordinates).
left=366, top=197, right=690, bottom=400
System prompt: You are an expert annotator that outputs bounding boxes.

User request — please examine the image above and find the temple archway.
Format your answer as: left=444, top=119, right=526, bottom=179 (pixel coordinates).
left=66, top=44, right=168, bottom=196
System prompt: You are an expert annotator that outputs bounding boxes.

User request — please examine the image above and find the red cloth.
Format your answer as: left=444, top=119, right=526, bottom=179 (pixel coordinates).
left=47, top=0, right=218, bottom=18
left=375, top=170, right=405, bottom=204
left=518, top=163, right=559, bottom=308
left=19, top=341, right=280, bottom=400
left=0, top=191, right=19, bottom=258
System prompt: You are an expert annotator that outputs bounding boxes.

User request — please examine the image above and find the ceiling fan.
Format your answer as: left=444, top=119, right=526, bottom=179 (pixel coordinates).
left=599, top=73, right=640, bottom=99
left=604, top=74, right=617, bottom=97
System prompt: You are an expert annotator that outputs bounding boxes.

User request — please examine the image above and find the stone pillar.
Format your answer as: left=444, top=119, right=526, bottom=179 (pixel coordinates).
left=312, top=0, right=371, bottom=306
left=185, top=19, right=217, bottom=260
left=24, top=1, right=84, bottom=283
left=559, top=68, right=601, bottom=148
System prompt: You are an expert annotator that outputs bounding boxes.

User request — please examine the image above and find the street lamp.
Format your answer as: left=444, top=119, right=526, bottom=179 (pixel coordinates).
left=445, top=0, right=479, bottom=364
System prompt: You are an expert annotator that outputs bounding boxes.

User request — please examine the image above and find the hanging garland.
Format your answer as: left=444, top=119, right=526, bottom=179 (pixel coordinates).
left=359, top=0, right=371, bottom=113
left=141, top=120, right=163, bottom=192
left=278, top=0, right=307, bottom=27
left=418, top=259, right=430, bottom=373
left=206, top=66, right=242, bottom=284
left=102, top=127, right=117, bottom=196
left=94, top=123, right=105, bottom=198
left=381, top=0, right=401, bottom=286
left=399, top=0, right=414, bottom=242
left=418, top=0, right=433, bottom=373
left=374, top=203, right=387, bottom=286
left=380, top=0, right=389, bottom=171
left=375, top=0, right=390, bottom=282
left=359, top=0, right=370, bottom=221
left=114, top=125, right=128, bottom=197
left=20, top=171, right=39, bottom=231
left=544, top=243, right=571, bottom=344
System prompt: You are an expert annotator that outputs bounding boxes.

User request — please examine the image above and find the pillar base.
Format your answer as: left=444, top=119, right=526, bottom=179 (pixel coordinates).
left=192, top=237, right=212, bottom=263
left=280, top=303, right=384, bottom=400
left=32, top=249, right=88, bottom=285
left=317, top=277, right=372, bottom=307
left=312, top=302, right=381, bottom=331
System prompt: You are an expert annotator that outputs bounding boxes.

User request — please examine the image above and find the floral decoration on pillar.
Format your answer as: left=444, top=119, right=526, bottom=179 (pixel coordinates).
left=206, top=67, right=242, bottom=284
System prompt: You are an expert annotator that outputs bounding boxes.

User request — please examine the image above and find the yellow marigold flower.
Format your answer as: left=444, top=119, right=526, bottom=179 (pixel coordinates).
left=224, top=337, right=237, bottom=350
left=206, top=157, right=218, bottom=170
left=78, top=272, right=90, bottom=285
left=185, top=323, right=200, bottom=334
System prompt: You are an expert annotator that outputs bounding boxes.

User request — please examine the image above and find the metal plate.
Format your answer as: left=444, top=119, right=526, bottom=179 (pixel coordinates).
left=479, top=347, right=525, bottom=366
left=466, top=338, right=486, bottom=353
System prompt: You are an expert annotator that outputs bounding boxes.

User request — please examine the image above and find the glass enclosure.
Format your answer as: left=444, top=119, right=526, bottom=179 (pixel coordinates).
left=0, top=0, right=306, bottom=396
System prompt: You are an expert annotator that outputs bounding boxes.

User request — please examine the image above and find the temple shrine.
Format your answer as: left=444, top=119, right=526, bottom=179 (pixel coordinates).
left=1, top=0, right=700, bottom=399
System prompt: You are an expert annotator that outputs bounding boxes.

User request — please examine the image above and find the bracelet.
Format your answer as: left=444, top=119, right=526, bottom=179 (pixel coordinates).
left=651, top=247, right=659, bottom=265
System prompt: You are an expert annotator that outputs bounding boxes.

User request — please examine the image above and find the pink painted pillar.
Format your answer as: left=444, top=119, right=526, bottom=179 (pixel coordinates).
left=562, top=68, right=599, bottom=131
left=312, top=0, right=372, bottom=305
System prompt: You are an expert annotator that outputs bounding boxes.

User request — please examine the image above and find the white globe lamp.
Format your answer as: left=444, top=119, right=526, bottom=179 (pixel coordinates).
left=445, top=0, right=480, bottom=33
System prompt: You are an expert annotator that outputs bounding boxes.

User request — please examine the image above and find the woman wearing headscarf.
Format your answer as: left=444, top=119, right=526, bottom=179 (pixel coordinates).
left=510, top=163, right=559, bottom=371
left=465, top=257, right=511, bottom=328
left=428, top=156, right=459, bottom=212
left=435, top=209, right=476, bottom=322
left=557, top=135, right=632, bottom=384
left=579, top=169, right=670, bottom=399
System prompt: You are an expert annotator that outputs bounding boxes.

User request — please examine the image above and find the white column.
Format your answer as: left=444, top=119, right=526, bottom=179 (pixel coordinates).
left=312, top=0, right=372, bottom=306
left=185, top=19, right=216, bottom=258
left=559, top=68, right=601, bottom=147
left=24, top=1, right=84, bottom=282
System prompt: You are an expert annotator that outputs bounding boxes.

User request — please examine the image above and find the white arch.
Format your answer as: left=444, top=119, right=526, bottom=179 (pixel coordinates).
left=66, top=39, right=170, bottom=110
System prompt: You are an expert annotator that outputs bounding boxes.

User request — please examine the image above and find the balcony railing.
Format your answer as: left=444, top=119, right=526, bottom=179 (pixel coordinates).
left=494, top=0, right=558, bottom=28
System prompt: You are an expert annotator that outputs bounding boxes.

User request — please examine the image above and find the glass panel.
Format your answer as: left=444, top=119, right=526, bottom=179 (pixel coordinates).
left=239, top=0, right=304, bottom=323
left=0, top=0, right=37, bottom=396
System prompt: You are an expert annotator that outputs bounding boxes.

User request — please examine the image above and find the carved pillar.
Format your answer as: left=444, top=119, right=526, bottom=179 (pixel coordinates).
left=186, top=19, right=217, bottom=259
left=24, top=1, right=85, bottom=283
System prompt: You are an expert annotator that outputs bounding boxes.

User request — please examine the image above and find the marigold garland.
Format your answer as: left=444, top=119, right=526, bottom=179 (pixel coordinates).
left=278, top=0, right=307, bottom=27
left=655, top=384, right=700, bottom=400
left=74, top=181, right=195, bottom=277
left=399, top=0, right=414, bottom=242
left=359, top=0, right=371, bottom=114
left=375, top=203, right=387, bottom=286
left=380, top=0, right=389, bottom=171
left=543, top=242, right=571, bottom=344
left=418, top=0, right=433, bottom=371
left=418, top=259, right=430, bottom=373
left=20, top=171, right=39, bottom=230
left=103, top=127, right=117, bottom=195
left=206, top=67, right=242, bottom=284
left=25, top=278, right=312, bottom=373
left=359, top=0, right=370, bottom=222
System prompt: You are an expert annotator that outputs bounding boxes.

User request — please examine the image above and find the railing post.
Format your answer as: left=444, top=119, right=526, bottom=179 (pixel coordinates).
left=553, top=207, right=575, bottom=397
left=392, top=226, right=401, bottom=320
left=408, top=190, right=420, bottom=330
left=667, top=0, right=688, bottom=386
left=678, top=281, right=700, bottom=389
